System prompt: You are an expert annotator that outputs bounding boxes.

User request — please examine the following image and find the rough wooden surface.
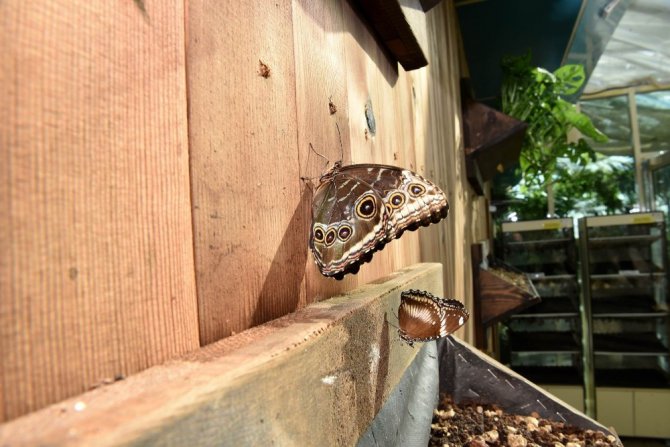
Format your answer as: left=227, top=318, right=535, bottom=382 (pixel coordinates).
left=187, top=0, right=307, bottom=344
left=0, top=263, right=443, bottom=447
left=0, top=0, right=482, bottom=421
left=292, top=0, right=356, bottom=308
left=188, top=0, right=478, bottom=344
left=0, top=0, right=200, bottom=421
left=352, top=0, right=429, bottom=70
left=477, top=268, right=540, bottom=326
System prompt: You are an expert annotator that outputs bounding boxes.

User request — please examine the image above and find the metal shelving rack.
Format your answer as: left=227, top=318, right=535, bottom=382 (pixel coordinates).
left=579, top=212, right=670, bottom=419
left=499, top=218, right=583, bottom=386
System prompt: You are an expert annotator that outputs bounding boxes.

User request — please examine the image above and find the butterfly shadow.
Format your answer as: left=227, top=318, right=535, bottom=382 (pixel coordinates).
left=252, top=186, right=312, bottom=326
left=374, top=314, right=392, bottom=413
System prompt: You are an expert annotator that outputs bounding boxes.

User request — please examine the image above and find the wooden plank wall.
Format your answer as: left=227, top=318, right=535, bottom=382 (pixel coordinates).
left=0, top=1, right=201, bottom=422
left=0, top=0, right=487, bottom=422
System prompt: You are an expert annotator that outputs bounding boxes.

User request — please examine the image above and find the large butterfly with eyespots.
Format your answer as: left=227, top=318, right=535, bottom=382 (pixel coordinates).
left=309, top=162, right=449, bottom=279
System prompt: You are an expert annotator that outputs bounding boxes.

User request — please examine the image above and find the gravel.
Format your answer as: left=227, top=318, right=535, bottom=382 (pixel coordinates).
left=429, top=395, right=622, bottom=447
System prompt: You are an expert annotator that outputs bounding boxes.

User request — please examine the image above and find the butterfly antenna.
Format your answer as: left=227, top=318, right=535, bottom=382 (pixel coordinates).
left=309, top=142, right=330, bottom=164
left=302, top=143, right=330, bottom=182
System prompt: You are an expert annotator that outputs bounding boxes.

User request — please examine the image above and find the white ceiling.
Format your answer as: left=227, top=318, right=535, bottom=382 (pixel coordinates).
left=584, top=0, right=670, bottom=94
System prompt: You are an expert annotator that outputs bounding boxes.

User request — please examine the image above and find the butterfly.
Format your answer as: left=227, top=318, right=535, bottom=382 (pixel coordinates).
left=309, top=162, right=449, bottom=279
left=397, top=289, right=469, bottom=347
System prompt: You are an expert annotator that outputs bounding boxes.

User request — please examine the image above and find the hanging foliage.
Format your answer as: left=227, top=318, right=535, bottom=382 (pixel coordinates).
left=501, top=53, right=608, bottom=186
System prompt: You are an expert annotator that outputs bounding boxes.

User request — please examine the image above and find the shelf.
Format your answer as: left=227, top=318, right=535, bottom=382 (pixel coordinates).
left=593, top=312, right=669, bottom=319
left=508, top=366, right=583, bottom=385
left=502, top=218, right=574, bottom=233
left=529, top=273, right=577, bottom=281
left=499, top=219, right=582, bottom=392
left=592, top=299, right=661, bottom=314
left=509, top=332, right=580, bottom=352
left=505, top=238, right=573, bottom=248
left=531, top=275, right=578, bottom=303
left=593, top=333, right=669, bottom=354
left=589, top=271, right=664, bottom=280
left=512, top=312, right=579, bottom=319
left=502, top=264, right=575, bottom=277
left=588, top=234, right=662, bottom=246
left=585, top=212, right=664, bottom=229
left=589, top=259, right=664, bottom=278
left=499, top=213, right=670, bottom=399
left=591, top=287, right=656, bottom=299
left=524, top=301, right=579, bottom=314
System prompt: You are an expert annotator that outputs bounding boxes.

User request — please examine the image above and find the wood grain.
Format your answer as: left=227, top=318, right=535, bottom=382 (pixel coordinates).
left=0, top=263, right=443, bottom=446
left=0, top=1, right=199, bottom=421
left=188, top=0, right=479, bottom=343
left=352, top=0, right=429, bottom=70
left=186, top=1, right=307, bottom=344
left=291, top=0, right=358, bottom=301
left=0, top=0, right=483, bottom=422
left=477, top=268, right=540, bottom=326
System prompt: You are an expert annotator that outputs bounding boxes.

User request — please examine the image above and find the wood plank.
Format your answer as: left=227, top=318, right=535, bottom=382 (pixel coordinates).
left=187, top=0, right=474, bottom=341
left=0, top=0, right=199, bottom=422
left=187, top=1, right=306, bottom=344
left=0, top=263, right=444, bottom=446
left=351, top=0, right=429, bottom=70
left=291, top=0, right=358, bottom=299
left=478, top=266, right=540, bottom=326
left=462, top=99, right=527, bottom=194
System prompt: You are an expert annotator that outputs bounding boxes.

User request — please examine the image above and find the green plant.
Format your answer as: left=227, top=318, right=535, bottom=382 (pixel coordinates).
left=502, top=155, right=636, bottom=221
left=501, top=53, right=608, bottom=186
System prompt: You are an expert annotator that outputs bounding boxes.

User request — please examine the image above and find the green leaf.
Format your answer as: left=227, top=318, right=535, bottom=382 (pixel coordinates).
left=501, top=55, right=608, bottom=192
left=555, top=99, right=608, bottom=142
left=553, top=64, right=585, bottom=95
left=534, top=67, right=556, bottom=85
left=501, top=52, right=532, bottom=76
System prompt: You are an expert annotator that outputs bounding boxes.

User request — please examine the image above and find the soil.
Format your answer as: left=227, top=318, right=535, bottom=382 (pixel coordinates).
left=429, top=395, right=622, bottom=447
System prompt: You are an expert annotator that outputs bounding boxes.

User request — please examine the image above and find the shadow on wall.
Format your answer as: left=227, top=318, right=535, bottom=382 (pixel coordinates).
left=253, top=186, right=312, bottom=326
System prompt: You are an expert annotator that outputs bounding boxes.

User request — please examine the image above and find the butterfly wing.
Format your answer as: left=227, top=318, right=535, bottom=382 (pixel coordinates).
left=397, top=290, right=468, bottom=345
left=338, top=164, right=449, bottom=240
left=310, top=169, right=389, bottom=279
left=436, top=296, right=470, bottom=336
left=310, top=164, right=449, bottom=279
left=398, top=290, right=443, bottom=343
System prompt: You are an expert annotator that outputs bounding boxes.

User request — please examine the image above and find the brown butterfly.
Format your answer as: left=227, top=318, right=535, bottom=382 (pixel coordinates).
left=309, top=163, right=449, bottom=280
left=397, top=289, right=469, bottom=346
